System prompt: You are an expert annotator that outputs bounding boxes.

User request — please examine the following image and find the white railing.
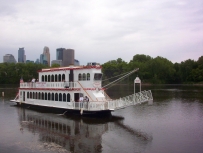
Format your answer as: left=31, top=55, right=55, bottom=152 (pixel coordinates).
left=71, top=90, right=153, bottom=111
left=107, top=90, right=153, bottom=110
left=20, top=81, right=78, bottom=89
left=72, top=102, right=106, bottom=111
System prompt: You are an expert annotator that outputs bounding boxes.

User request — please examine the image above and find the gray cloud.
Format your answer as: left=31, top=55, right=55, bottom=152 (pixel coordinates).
left=0, top=0, right=202, bottom=65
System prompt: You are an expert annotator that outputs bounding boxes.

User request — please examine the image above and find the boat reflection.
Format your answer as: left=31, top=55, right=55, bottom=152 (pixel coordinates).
left=17, top=107, right=152, bottom=153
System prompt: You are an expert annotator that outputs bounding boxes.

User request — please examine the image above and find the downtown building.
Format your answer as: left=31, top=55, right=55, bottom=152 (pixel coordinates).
left=56, top=48, right=74, bottom=66
left=51, top=60, right=62, bottom=66
left=18, top=48, right=26, bottom=63
left=43, top=46, right=50, bottom=66
left=3, top=54, right=17, bottom=63
left=40, top=46, right=50, bottom=66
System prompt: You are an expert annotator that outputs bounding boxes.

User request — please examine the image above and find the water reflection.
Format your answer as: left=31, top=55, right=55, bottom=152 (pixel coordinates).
left=17, top=107, right=152, bottom=153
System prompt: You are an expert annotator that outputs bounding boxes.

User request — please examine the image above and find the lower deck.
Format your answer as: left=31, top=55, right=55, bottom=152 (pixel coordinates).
left=12, top=90, right=153, bottom=114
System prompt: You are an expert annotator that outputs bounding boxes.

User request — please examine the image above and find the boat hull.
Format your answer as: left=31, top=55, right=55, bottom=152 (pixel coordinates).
left=14, top=101, right=112, bottom=117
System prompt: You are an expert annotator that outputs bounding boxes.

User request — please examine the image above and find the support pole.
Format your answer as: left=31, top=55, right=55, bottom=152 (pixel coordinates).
left=134, top=77, right=141, bottom=93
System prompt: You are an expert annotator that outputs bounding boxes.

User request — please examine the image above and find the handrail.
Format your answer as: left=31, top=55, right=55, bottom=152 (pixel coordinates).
left=77, top=81, right=93, bottom=101
left=103, top=90, right=111, bottom=100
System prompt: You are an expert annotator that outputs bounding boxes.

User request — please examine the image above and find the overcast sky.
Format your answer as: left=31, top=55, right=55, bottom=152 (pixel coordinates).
left=0, top=0, right=202, bottom=65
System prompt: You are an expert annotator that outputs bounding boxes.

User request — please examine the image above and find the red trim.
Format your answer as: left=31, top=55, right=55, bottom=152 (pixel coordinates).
left=38, top=65, right=102, bottom=73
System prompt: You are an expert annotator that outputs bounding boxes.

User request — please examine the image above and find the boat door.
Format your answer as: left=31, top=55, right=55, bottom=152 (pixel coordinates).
left=74, top=93, right=79, bottom=102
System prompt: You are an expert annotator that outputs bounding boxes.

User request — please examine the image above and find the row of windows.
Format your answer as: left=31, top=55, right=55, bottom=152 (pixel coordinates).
left=41, top=73, right=91, bottom=82
left=27, top=92, right=71, bottom=102
left=41, top=74, right=65, bottom=82
left=78, top=73, right=90, bottom=81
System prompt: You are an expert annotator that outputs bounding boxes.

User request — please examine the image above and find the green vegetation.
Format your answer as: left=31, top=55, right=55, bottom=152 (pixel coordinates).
left=0, top=54, right=203, bottom=84
left=51, top=63, right=60, bottom=68
left=102, top=55, right=203, bottom=84
left=0, top=63, right=47, bottom=84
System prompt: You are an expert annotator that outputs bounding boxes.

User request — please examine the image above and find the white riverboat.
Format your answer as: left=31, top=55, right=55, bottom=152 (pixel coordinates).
left=11, top=62, right=153, bottom=116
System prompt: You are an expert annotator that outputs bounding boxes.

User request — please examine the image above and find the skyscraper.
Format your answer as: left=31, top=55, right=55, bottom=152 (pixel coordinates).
left=56, top=48, right=74, bottom=66
left=3, top=54, right=17, bottom=63
left=56, top=48, right=65, bottom=61
left=18, top=48, right=25, bottom=63
left=40, top=54, right=48, bottom=65
left=43, top=46, right=50, bottom=66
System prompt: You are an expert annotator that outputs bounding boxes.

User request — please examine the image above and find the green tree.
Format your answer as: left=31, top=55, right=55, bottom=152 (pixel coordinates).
left=147, top=56, right=175, bottom=84
left=51, top=63, right=60, bottom=68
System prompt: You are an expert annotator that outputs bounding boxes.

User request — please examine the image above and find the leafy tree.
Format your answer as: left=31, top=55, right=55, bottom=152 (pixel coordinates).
left=130, top=54, right=152, bottom=63
left=51, top=63, right=60, bottom=68
left=179, top=59, right=197, bottom=83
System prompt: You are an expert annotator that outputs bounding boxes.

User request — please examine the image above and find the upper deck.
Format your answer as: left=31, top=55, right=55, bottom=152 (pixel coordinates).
left=21, top=63, right=103, bottom=89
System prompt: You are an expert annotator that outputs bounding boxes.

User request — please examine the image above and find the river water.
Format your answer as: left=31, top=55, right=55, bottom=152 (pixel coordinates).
left=0, top=85, right=203, bottom=153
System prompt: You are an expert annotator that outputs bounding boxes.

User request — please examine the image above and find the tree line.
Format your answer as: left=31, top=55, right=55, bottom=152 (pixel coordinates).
left=0, top=63, right=47, bottom=84
left=0, top=54, right=203, bottom=84
left=102, top=54, right=203, bottom=84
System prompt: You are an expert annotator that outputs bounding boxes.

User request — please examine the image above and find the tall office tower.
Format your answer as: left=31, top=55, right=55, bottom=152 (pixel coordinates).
left=64, top=49, right=74, bottom=66
left=3, top=54, right=17, bottom=63
left=40, top=54, right=48, bottom=65
left=56, top=48, right=65, bottom=60
left=43, top=46, right=50, bottom=66
left=56, top=48, right=74, bottom=66
left=18, top=48, right=25, bottom=63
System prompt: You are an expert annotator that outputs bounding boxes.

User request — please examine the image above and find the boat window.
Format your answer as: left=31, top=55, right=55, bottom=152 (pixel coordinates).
left=38, top=92, right=41, bottom=99
left=63, top=93, right=66, bottom=102
left=42, top=75, right=44, bottom=82
left=78, top=73, right=82, bottom=81
left=59, top=74, right=61, bottom=82
left=94, top=73, right=102, bottom=81
left=51, top=75, right=54, bottom=82
left=62, top=74, right=65, bottom=81
left=42, top=92, right=44, bottom=100
left=27, top=92, right=29, bottom=99
left=55, top=93, right=58, bottom=101
left=45, top=93, right=47, bottom=100
left=48, top=75, right=50, bottom=82
left=59, top=93, right=62, bottom=101
left=45, top=75, right=47, bottom=82
left=35, top=92, right=37, bottom=99
left=67, top=93, right=70, bottom=102
left=87, top=73, right=90, bottom=80
left=83, top=73, right=86, bottom=80
left=48, top=93, right=51, bottom=100
left=55, top=74, right=57, bottom=82
left=33, top=92, right=35, bottom=99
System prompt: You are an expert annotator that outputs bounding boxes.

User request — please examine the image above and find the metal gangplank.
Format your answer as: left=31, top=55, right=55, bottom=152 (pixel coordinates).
left=74, top=90, right=153, bottom=111
left=107, top=90, right=153, bottom=111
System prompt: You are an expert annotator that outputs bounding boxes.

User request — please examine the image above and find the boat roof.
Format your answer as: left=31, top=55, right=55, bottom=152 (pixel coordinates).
left=38, top=65, right=102, bottom=72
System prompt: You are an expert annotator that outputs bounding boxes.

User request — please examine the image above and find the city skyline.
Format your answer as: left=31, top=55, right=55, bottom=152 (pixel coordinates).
left=2, top=47, right=79, bottom=66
